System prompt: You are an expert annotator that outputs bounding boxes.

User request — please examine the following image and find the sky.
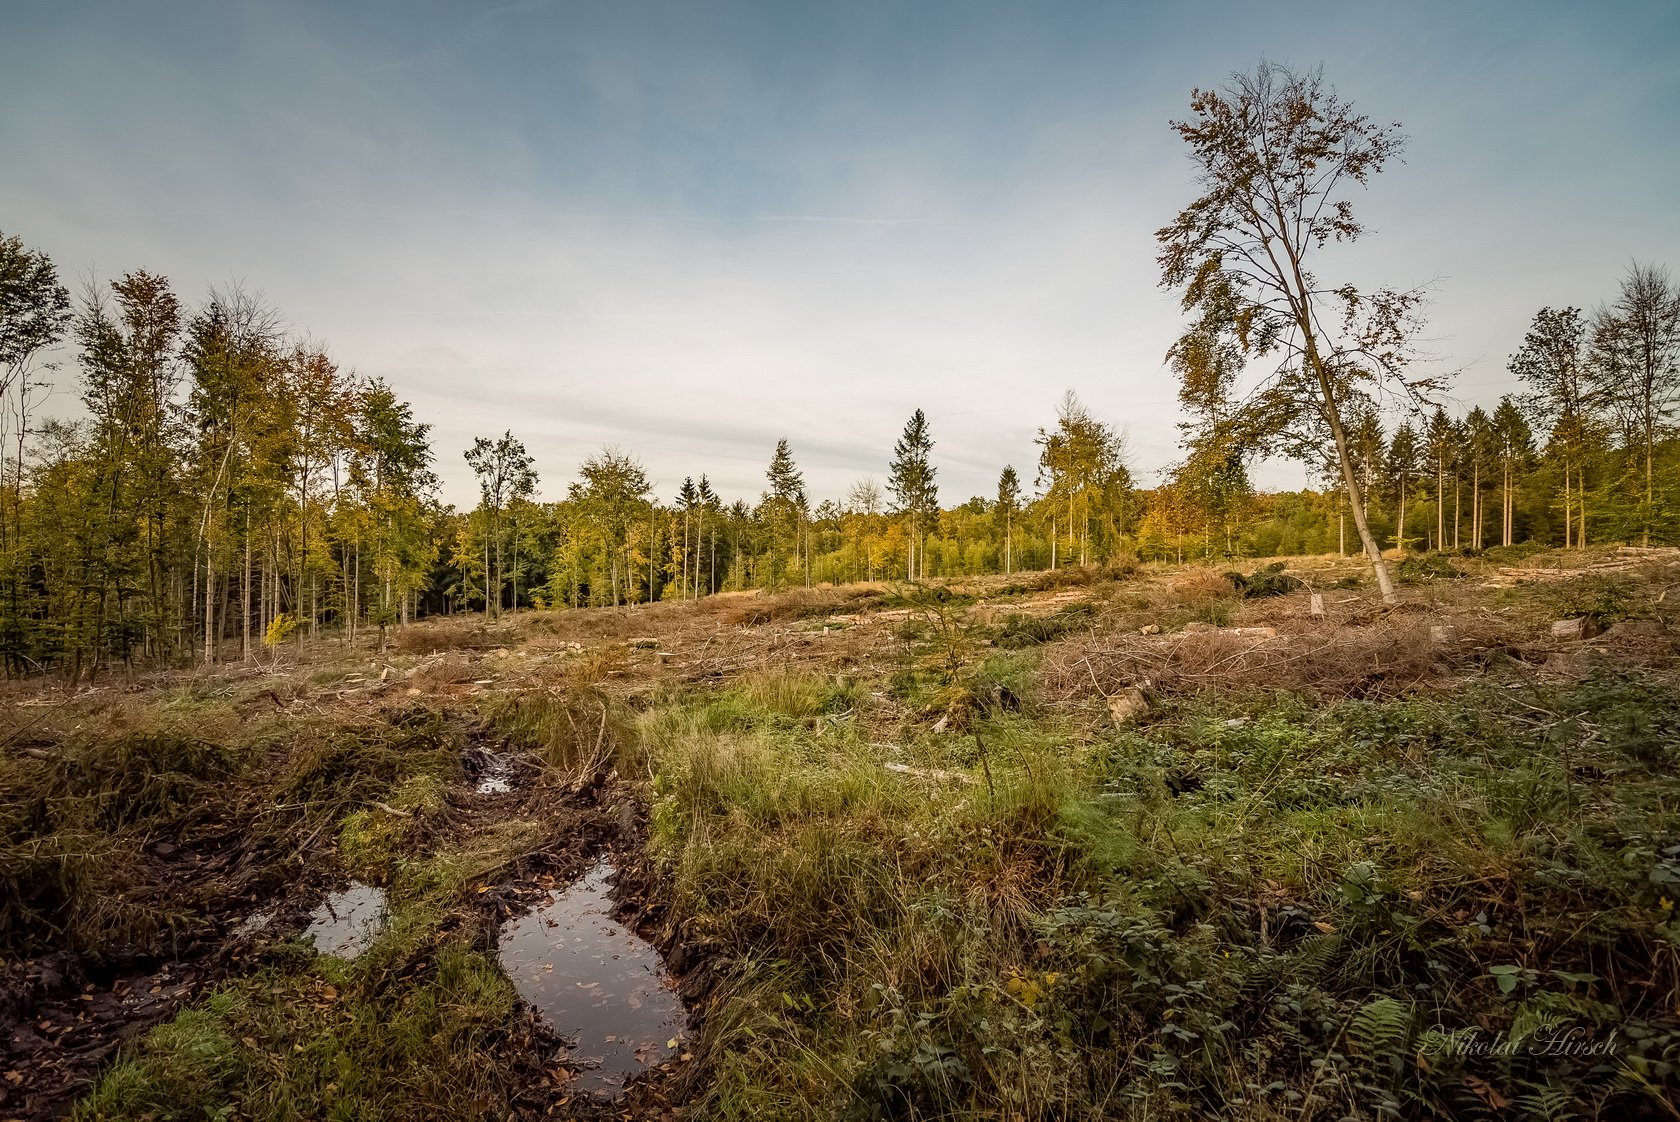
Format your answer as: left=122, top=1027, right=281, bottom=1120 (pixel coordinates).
left=3, top=0, right=1678, bottom=508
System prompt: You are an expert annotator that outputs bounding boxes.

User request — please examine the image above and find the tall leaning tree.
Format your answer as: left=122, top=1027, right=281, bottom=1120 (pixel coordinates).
left=1157, top=62, right=1443, bottom=604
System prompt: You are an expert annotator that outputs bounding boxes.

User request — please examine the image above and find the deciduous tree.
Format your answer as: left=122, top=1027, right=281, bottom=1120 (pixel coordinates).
left=1157, top=61, right=1440, bottom=603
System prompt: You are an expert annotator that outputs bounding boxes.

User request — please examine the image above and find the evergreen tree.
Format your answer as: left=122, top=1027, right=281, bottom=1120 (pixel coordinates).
left=1491, top=397, right=1534, bottom=547
left=1425, top=407, right=1455, bottom=550
left=761, top=438, right=807, bottom=588
left=888, top=409, right=937, bottom=579
left=1386, top=422, right=1422, bottom=551
left=995, top=465, right=1020, bottom=575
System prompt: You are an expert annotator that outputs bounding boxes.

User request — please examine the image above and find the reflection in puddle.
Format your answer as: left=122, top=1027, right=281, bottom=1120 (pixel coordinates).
left=497, top=862, right=686, bottom=1094
left=304, top=884, right=387, bottom=958
left=475, top=754, right=514, bottom=795
left=234, top=909, right=275, bottom=937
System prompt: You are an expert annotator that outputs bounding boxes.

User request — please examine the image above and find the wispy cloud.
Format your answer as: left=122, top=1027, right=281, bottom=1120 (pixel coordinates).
left=3, top=0, right=1676, bottom=507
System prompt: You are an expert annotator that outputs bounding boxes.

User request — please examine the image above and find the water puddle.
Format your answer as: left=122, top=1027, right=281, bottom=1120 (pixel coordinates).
left=304, top=884, right=387, bottom=958
left=233, top=908, right=276, bottom=937
left=475, top=753, right=514, bottom=795
left=497, top=862, right=687, bottom=1094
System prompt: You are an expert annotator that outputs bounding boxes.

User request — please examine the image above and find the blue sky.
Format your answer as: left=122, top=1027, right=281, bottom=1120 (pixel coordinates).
left=4, top=0, right=1677, bottom=506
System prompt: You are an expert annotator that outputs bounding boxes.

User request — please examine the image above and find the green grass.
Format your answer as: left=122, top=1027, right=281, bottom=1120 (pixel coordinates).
left=641, top=666, right=1680, bottom=1120
left=43, top=641, right=1680, bottom=1121
left=75, top=946, right=521, bottom=1122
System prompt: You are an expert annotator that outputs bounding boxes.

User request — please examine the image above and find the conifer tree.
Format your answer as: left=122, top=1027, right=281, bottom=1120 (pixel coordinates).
left=888, top=410, right=937, bottom=579
left=995, top=465, right=1020, bottom=574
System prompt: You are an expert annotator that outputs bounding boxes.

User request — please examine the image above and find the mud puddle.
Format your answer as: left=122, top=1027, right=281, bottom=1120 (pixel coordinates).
left=475, top=752, right=515, bottom=795
left=304, top=884, right=388, bottom=957
left=497, top=861, right=686, bottom=1095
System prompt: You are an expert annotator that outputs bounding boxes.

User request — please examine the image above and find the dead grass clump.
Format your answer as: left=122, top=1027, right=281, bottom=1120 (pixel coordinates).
left=482, top=687, right=639, bottom=780
left=720, top=587, right=856, bottom=627
left=390, top=617, right=514, bottom=655
left=993, top=563, right=1136, bottom=597
left=1043, top=619, right=1453, bottom=700
left=406, top=655, right=478, bottom=687
left=993, top=602, right=1097, bottom=648
left=1157, top=568, right=1239, bottom=610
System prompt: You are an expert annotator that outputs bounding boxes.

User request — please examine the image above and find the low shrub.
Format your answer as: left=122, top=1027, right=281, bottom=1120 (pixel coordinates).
left=1226, top=560, right=1303, bottom=598
left=1396, top=553, right=1464, bottom=584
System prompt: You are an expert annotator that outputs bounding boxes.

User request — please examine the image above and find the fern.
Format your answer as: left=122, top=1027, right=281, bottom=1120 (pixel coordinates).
left=1514, top=1080, right=1575, bottom=1121
left=1350, top=996, right=1413, bottom=1068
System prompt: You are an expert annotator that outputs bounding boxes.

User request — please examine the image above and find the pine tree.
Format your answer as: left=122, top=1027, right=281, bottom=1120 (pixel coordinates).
left=676, top=476, right=698, bottom=600
left=1425, top=407, right=1455, bottom=550
left=888, top=410, right=937, bottom=579
left=762, top=438, right=807, bottom=589
left=1491, top=397, right=1534, bottom=547
left=995, top=465, right=1020, bottom=574
left=1386, top=422, right=1422, bottom=552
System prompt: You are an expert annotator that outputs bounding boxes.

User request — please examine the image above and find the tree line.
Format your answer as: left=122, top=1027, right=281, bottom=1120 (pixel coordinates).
left=1, top=245, right=435, bottom=677
left=2, top=63, right=1676, bottom=673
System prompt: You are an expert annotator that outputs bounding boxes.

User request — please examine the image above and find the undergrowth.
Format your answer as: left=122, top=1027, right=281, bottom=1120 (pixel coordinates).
left=644, top=665, right=1680, bottom=1120
left=0, top=706, right=465, bottom=958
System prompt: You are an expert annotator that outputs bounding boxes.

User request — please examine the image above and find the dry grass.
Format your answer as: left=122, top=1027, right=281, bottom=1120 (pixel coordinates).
left=1155, top=567, right=1238, bottom=610
left=1042, top=617, right=1464, bottom=701
left=405, top=654, right=480, bottom=688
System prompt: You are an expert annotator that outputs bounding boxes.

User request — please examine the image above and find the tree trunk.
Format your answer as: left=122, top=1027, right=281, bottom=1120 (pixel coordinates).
left=1504, top=464, right=1514, bottom=548
left=1470, top=463, right=1480, bottom=549
left=242, top=530, right=253, bottom=662
left=352, top=539, right=361, bottom=642
left=1452, top=472, right=1461, bottom=550
left=1322, top=403, right=1396, bottom=603
left=1394, top=473, right=1407, bottom=553
left=203, top=556, right=215, bottom=666
left=1578, top=465, right=1587, bottom=547
left=1436, top=462, right=1445, bottom=551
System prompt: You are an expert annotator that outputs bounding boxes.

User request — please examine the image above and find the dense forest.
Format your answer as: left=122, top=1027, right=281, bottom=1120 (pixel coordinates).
left=1, top=228, right=1677, bottom=676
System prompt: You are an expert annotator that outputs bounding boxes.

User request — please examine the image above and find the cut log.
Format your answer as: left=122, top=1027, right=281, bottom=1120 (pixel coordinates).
left=1107, top=688, right=1149, bottom=725
left=1551, top=617, right=1602, bottom=641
